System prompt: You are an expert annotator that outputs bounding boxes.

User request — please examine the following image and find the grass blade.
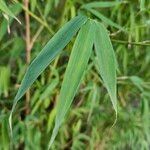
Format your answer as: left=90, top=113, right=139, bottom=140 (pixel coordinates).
left=0, top=3, right=22, bottom=41
left=0, top=0, right=21, bottom=24
left=49, top=19, right=95, bottom=148
left=9, top=15, right=87, bottom=134
left=88, top=8, right=125, bottom=31
left=94, top=21, right=117, bottom=116
left=82, top=1, right=121, bottom=9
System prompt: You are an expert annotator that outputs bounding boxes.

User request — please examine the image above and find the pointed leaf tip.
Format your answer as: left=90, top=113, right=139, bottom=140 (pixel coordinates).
left=49, top=19, right=95, bottom=147
left=9, top=15, right=88, bottom=136
left=94, top=21, right=117, bottom=114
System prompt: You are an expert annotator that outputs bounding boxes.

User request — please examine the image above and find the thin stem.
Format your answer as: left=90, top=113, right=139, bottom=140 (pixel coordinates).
left=111, top=39, right=150, bottom=46
left=13, top=0, right=54, bottom=34
left=23, top=6, right=54, bottom=34
left=29, top=26, right=44, bottom=50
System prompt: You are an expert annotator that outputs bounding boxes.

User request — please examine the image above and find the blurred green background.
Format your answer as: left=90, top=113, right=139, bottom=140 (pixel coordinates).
left=0, top=0, right=150, bottom=149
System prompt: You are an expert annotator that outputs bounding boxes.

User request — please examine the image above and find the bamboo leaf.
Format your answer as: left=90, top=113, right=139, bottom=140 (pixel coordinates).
left=140, top=0, right=145, bottom=11
left=9, top=15, right=87, bottom=133
left=44, top=0, right=53, bottom=17
left=31, top=0, right=37, bottom=12
left=82, top=1, right=121, bottom=9
left=0, top=3, right=22, bottom=41
left=87, top=8, right=125, bottom=31
left=130, top=76, right=144, bottom=92
left=1, top=116, right=9, bottom=150
left=94, top=21, right=117, bottom=115
left=48, top=19, right=95, bottom=148
left=0, top=0, right=21, bottom=24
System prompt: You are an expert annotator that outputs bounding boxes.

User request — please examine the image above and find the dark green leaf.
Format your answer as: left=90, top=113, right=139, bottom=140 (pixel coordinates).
left=9, top=15, right=87, bottom=133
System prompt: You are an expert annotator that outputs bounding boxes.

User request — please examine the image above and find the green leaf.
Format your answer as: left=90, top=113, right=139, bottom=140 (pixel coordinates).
left=82, top=1, right=121, bottom=9
left=0, top=0, right=21, bottom=24
left=140, top=0, right=145, bottom=11
left=9, top=15, right=87, bottom=133
left=44, top=0, right=53, bottom=17
left=0, top=3, right=22, bottom=41
left=94, top=21, right=117, bottom=115
left=1, top=116, right=9, bottom=150
left=129, top=76, right=144, bottom=92
left=87, top=8, right=125, bottom=31
left=48, top=19, right=95, bottom=148
left=31, top=0, right=37, bottom=12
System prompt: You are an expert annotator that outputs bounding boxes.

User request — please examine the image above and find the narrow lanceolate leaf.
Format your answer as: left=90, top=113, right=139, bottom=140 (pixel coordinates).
left=0, top=0, right=21, bottom=24
left=9, top=15, right=87, bottom=133
left=49, top=20, right=95, bottom=148
left=94, top=21, right=117, bottom=115
left=88, top=8, right=125, bottom=31
left=82, top=1, right=121, bottom=9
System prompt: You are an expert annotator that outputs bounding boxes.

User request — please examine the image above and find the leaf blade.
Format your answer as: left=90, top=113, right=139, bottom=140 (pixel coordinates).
left=9, top=15, right=87, bottom=133
left=49, top=19, right=95, bottom=148
left=88, top=8, right=125, bottom=31
left=82, top=1, right=121, bottom=9
left=140, top=0, right=145, bottom=11
left=94, top=21, right=117, bottom=114
left=0, top=3, right=22, bottom=41
left=0, top=0, right=21, bottom=23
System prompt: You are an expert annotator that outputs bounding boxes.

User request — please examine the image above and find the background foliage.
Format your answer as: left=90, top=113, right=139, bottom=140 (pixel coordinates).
left=0, top=0, right=150, bottom=149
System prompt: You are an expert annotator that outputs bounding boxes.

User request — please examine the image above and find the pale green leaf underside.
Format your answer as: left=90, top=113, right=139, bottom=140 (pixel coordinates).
left=87, top=8, right=125, bottom=31
left=0, top=0, right=21, bottom=23
left=94, top=21, right=117, bottom=113
left=9, top=15, right=87, bottom=133
left=82, top=1, right=121, bottom=9
left=48, top=19, right=95, bottom=148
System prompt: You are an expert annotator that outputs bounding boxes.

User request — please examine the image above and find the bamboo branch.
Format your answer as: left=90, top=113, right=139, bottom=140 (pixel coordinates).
left=111, top=39, right=150, bottom=46
left=29, top=26, right=44, bottom=50
left=13, top=0, right=54, bottom=34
